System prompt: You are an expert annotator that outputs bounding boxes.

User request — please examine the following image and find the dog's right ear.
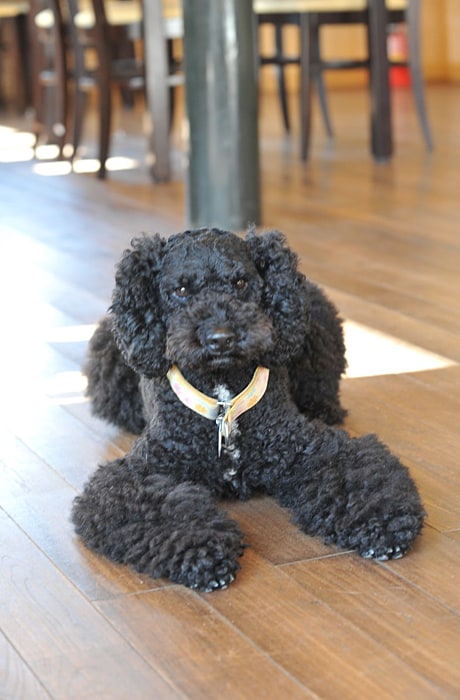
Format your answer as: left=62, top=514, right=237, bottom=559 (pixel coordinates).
left=110, top=234, right=168, bottom=377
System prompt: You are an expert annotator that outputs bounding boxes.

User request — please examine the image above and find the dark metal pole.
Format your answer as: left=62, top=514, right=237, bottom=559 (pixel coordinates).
left=183, top=0, right=261, bottom=231
left=367, top=0, right=393, bottom=161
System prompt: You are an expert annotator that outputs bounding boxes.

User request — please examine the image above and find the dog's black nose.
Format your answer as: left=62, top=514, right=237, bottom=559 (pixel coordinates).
left=204, top=327, right=236, bottom=354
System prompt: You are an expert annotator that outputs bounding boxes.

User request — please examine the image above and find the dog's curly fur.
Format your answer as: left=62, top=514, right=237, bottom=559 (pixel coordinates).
left=72, top=227, right=425, bottom=591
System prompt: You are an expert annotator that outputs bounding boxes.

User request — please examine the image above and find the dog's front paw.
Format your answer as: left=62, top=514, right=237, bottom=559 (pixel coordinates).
left=186, top=552, right=241, bottom=592
left=165, top=524, right=245, bottom=592
left=175, top=541, right=244, bottom=592
left=352, top=512, right=424, bottom=562
left=361, top=544, right=406, bottom=561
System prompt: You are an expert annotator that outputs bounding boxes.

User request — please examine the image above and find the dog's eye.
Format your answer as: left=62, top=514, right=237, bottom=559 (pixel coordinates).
left=235, top=278, right=247, bottom=291
left=173, top=286, right=189, bottom=300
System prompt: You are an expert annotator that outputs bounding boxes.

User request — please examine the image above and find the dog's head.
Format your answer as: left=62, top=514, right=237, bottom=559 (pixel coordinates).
left=110, top=228, right=310, bottom=377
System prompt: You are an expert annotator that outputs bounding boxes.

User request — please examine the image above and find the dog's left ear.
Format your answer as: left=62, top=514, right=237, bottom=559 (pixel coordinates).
left=110, top=234, right=168, bottom=377
left=245, top=229, right=310, bottom=365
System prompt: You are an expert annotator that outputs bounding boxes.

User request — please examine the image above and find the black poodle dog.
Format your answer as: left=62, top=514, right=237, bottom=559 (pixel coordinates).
left=72, top=227, right=425, bottom=591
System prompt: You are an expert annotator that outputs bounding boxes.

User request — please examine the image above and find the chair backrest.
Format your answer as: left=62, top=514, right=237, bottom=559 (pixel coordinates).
left=28, top=0, right=65, bottom=70
left=66, top=0, right=145, bottom=76
left=86, top=0, right=111, bottom=79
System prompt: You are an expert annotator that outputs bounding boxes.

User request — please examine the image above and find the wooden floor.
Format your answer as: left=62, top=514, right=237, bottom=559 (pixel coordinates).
left=0, top=83, right=459, bottom=699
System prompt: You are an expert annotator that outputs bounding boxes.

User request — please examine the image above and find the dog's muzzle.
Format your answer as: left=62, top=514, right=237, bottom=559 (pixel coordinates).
left=203, top=326, right=236, bottom=356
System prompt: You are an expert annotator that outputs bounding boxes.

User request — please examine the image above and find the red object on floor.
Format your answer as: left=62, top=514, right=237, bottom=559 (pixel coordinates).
left=390, top=66, right=411, bottom=87
left=388, top=25, right=411, bottom=87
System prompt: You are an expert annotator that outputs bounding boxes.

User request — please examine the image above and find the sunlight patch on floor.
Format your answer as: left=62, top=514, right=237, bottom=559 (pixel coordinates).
left=0, top=126, right=35, bottom=162
left=33, top=160, right=73, bottom=176
left=73, top=156, right=140, bottom=173
left=0, top=125, right=139, bottom=173
left=41, top=320, right=457, bottom=408
left=32, top=155, right=140, bottom=176
left=46, top=370, right=89, bottom=405
left=40, top=319, right=459, bottom=406
left=344, top=320, right=456, bottom=379
left=46, top=324, right=97, bottom=343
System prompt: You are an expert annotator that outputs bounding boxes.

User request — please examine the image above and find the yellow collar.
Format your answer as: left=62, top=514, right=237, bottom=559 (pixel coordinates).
left=166, top=364, right=270, bottom=456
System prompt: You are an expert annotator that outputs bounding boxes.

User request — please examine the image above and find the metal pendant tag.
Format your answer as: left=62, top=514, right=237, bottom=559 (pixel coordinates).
left=216, top=401, right=231, bottom=457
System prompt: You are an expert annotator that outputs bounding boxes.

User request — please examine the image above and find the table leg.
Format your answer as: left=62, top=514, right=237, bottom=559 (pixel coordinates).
left=183, top=0, right=261, bottom=230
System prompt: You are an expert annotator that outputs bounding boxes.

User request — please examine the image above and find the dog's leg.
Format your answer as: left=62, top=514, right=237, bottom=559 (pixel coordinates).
left=288, top=353, right=347, bottom=425
left=84, top=317, right=146, bottom=434
left=267, top=425, right=425, bottom=560
left=288, top=282, right=347, bottom=425
left=71, top=457, right=244, bottom=591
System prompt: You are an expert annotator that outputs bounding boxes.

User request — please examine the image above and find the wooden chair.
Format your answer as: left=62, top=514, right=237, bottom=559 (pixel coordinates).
left=66, top=0, right=145, bottom=178
left=69, top=0, right=183, bottom=179
left=254, top=0, right=433, bottom=159
left=27, top=0, right=183, bottom=179
left=28, top=0, right=69, bottom=154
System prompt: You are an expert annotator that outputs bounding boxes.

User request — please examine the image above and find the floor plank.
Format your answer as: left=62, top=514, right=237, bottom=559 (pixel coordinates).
left=0, top=436, right=161, bottom=602
left=0, top=509, right=182, bottom=699
left=379, top=526, right=460, bottom=611
left=225, top=496, right=348, bottom=565
left=0, top=629, right=52, bottom=700
left=200, top=550, right=447, bottom=699
left=96, top=585, right=312, bottom=699
left=1, top=82, right=459, bottom=698
left=282, top=554, right=460, bottom=697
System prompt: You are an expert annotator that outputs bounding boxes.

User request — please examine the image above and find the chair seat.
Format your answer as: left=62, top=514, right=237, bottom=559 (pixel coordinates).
left=75, top=0, right=183, bottom=38
left=254, top=0, right=367, bottom=11
left=0, top=2, right=28, bottom=19
left=75, top=1, right=142, bottom=29
left=254, top=1, right=407, bottom=12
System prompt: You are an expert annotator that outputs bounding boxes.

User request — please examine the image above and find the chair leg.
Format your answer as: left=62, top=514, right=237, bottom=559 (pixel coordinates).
left=98, top=80, right=111, bottom=179
left=52, top=83, right=67, bottom=156
left=406, top=0, right=433, bottom=150
left=167, top=40, right=176, bottom=130
left=274, top=23, right=290, bottom=132
left=32, top=84, right=46, bottom=149
left=312, top=23, right=334, bottom=139
left=53, top=33, right=68, bottom=157
left=299, top=13, right=314, bottom=161
left=71, top=86, right=86, bottom=160
left=29, top=37, right=49, bottom=149
left=143, top=0, right=172, bottom=182
left=314, top=72, right=334, bottom=139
